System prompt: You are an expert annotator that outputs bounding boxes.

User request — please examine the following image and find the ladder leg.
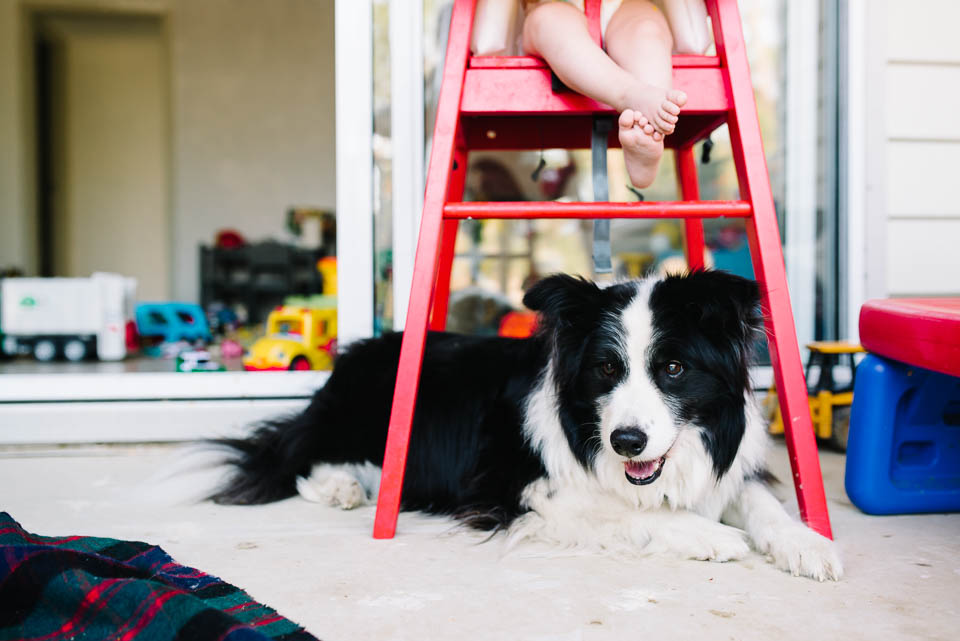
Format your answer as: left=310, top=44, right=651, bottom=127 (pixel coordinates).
left=708, top=0, right=832, bottom=538
left=429, top=221, right=459, bottom=331
left=373, top=0, right=476, bottom=539
left=373, top=204, right=443, bottom=540
left=429, top=146, right=467, bottom=331
left=674, top=146, right=705, bottom=271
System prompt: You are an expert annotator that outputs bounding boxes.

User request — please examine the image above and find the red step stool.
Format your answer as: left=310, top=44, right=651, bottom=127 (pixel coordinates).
left=846, top=298, right=960, bottom=514
left=372, top=0, right=833, bottom=540
left=859, top=298, right=960, bottom=379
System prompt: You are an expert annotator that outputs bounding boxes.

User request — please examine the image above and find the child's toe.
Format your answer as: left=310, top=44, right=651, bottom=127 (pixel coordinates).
left=619, top=109, right=636, bottom=129
left=667, top=89, right=688, bottom=108
left=658, top=108, right=679, bottom=125
left=662, top=100, right=681, bottom=116
left=652, top=121, right=673, bottom=136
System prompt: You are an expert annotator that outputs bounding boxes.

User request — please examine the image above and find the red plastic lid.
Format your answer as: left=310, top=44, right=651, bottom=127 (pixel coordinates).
left=859, top=298, right=960, bottom=377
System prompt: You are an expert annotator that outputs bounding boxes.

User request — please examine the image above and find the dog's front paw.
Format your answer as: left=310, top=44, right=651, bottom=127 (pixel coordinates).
left=651, top=518, right=750, bottom=563
left=764, top=525, right=843, bottom=581
left=296, top=473, right=367, bottom=509
left=689, top=520, right=751, bottom=562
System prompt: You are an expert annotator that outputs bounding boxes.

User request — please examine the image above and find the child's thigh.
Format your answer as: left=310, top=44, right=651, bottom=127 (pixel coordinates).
left=522, top=1, right=589, bottom=55
left=604, top=0, right=672, bottom=53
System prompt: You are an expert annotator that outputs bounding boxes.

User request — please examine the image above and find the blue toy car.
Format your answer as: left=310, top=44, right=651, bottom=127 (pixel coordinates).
left=135, top=302, right=212, bottom=344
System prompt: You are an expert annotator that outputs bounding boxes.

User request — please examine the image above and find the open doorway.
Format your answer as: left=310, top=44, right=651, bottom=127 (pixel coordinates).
left=33, top=12, right=171, bottom=300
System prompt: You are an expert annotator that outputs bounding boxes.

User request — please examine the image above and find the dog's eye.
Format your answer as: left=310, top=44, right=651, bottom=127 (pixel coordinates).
left=600, top=361, right=617, bottom=377
left=665, top=361, right=684, bottom=377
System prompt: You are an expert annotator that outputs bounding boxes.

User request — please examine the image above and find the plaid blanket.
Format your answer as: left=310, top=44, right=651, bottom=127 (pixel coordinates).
left=0, top=513, right=319, bottom=641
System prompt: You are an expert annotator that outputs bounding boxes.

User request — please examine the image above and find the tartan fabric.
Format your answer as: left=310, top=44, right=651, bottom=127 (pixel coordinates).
left=0, top=512, right=320, bottom=641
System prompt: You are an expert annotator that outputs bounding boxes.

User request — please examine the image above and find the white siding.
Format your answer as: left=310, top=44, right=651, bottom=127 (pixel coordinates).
left=886, top=220, right=960, bottom=294
left=886, top=0, right=960, bottom=63
left=884, top=65, right=960, bottom=141
left=886, top=142, right=960, bottom=218
left=877, top=0, right=960, bottom=297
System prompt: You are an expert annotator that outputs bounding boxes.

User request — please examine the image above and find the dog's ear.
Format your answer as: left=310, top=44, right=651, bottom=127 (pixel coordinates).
left=654, top=270, right=763, bottom=340
left=704, top=401, right=749, bottom=479
left=523, top=274, right=602, bottom=325
left=702, top=270, right=762, bottom=336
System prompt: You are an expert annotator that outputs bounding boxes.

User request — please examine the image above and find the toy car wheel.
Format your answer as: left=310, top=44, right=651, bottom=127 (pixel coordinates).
left=829, top=405, right=851, bottom=452
left=33, top=339, right=57, bottom=362
left=63, top=339, right=88, bottom=362
left=289, top=356, right=311, bottom=371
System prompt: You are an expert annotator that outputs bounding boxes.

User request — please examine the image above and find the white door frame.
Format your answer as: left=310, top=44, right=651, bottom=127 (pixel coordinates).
left=389, top=0, right=425, bottom=330
left=784, top=0, right=819, bottom=353
left=841, top=0, right=886, bottom=342
left=335, top=0, right=375, bottom=343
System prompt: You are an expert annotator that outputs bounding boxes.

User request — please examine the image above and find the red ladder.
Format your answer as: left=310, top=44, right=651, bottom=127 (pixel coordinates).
left=373, top=0, right=833, bottom=540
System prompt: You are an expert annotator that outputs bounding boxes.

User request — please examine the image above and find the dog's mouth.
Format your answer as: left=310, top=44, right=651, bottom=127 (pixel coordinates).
left=624, top=456, right=665, bottom=486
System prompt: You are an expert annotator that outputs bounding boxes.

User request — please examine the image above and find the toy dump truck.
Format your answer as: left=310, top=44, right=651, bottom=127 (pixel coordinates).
left=0, top=273, right=136, bottom=361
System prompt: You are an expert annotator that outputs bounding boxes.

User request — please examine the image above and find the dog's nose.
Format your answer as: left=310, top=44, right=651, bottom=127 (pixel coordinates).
left=610, top=427, right=648, bottom=457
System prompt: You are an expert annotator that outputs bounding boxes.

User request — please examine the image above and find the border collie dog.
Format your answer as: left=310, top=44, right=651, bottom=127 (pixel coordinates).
left=211, top=270, right=841, bottom=581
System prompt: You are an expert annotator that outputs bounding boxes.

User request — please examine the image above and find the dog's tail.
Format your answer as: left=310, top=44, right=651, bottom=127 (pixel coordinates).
left=207, top=407, right=321, bottom=505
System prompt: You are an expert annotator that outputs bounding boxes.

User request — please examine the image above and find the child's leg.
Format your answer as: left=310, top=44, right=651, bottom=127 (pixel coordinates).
left=522, top=1, right=683, bottom=188
left=605, top=0, right=687, bottom=188
left=605, top=0, right=686, bottom=134
left=522, top=2, right=645, bottom=115
left=618, top=108, right=664, bottom=188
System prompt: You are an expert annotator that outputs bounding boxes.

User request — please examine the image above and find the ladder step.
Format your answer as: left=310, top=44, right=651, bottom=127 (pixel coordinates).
left=468, top=54, right=721, bottom=70
left=443, top=200, right=752, bottom=220
left=461, top=114, right=727, bottom=152
left=461, top=66, right=729, bottom=116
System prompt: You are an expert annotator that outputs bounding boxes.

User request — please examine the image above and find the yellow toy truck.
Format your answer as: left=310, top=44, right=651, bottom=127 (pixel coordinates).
left=765, top=341, right=865, bottom=450
left=243, top=306, right=337, bottom=371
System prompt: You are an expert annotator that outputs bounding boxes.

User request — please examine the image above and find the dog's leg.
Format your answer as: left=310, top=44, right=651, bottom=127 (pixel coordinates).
left=510, top=482, right=749, bottom=562
left=628, top=509, right=752, bottom=562
left=724, top=480, right=843, bottom=581
left=296, top=462, right=381, bottom=509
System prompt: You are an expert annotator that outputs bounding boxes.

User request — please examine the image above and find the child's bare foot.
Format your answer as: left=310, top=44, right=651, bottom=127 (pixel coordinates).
left=622, top=86, right=687, bottom=136
left=619, top=109, right=663, bottom=189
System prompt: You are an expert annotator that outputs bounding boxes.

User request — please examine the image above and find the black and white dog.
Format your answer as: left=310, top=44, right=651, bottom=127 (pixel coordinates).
left=211, top=270, right=841, bottom=581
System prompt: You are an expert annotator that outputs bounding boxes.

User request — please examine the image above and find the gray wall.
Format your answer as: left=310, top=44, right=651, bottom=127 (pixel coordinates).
left=0, top=0, right=336, bottom=301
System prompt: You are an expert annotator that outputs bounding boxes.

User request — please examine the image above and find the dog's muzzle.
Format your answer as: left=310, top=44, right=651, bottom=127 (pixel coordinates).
left=611, top=427, right=665, bottom=485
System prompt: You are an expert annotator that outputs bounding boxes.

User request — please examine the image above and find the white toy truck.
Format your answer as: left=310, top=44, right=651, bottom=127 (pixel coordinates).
left=0, top=273, right=136, bottom=362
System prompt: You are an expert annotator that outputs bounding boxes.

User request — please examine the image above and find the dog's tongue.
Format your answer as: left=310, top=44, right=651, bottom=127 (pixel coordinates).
left=625, top=459, right=659, bottom=480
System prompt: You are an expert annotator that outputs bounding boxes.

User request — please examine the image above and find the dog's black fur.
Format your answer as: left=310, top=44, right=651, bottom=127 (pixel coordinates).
left=211, top=331, right=552, bottom=527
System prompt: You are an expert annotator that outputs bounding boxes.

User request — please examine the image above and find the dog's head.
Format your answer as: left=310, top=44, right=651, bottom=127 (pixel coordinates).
left=524, top=271, right=762, bottom=491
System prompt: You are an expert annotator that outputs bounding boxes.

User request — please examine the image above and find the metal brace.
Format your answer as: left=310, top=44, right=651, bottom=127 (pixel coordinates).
left=592, top=115, right=613, bottom=274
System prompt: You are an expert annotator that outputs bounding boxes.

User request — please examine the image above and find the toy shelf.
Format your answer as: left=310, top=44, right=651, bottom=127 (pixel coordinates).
left=200, top=241, right=328, bottom=324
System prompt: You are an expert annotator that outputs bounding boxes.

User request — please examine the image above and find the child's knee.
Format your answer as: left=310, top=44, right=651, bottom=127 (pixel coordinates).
left=631, top=15, right=672, bottom=46
left=610, top=3, right=673, bottom=48
left=524, top=1, right=586, bottom=39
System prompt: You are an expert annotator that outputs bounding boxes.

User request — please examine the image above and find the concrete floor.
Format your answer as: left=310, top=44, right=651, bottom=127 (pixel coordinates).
left=2, top=442, right=958, bottom=641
